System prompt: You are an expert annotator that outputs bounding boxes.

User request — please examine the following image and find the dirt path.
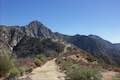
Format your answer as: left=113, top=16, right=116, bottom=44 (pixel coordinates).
left=101, top=71, right=118, bottom=80
left=29, top=59, right=65, bottom=80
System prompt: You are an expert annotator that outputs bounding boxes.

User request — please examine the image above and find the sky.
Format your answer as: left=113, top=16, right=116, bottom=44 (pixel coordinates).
left=0, top=0, right=120, bottom=43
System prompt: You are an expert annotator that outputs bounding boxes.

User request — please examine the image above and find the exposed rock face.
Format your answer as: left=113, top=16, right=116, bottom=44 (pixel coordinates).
left=0, top=26, right=25, bottom=49
left=25, top=21, right=56, bottom=39
left=0, top=21, right=57, bottom=49
left=0, top=20, right=120, bottom=66
left=0, top=39, right=12, bottom=56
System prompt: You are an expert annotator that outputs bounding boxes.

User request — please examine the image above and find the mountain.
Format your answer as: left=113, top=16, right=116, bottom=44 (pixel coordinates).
left=25, top=21, right=56, bottom=39
left=65, top=34, right=120, bottom=66
left=0, top=21, right=56, bottom=49
left=0, top=25, right=25, bottom=49
left=114, top=43, right=120, bottom=50
left=13, top=37, right=65, bottom=57
left=0, top=20, right=120, bottom=66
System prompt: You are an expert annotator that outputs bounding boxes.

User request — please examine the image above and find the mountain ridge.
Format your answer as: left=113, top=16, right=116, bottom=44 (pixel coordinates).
left=0, top=20, right=120, bottom=66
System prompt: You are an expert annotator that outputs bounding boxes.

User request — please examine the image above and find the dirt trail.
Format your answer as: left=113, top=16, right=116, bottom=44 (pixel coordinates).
left=29, top=59, right=65, bottom=80
left=101, top=71, right=118, bottom=80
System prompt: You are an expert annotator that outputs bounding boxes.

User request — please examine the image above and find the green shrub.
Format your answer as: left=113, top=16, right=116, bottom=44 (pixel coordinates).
left=66, top=63, right=100, bottom=80
left=18, top=66, right=33, bottom=74
left=56, top=58, right=101, bottom=80
left=9, top=67, right=20, bottom=78
left=67, top=66, right=100, bottom=80
left=0, top=52, right=14, bottom=77
left=34, top=58, right=43, bottom=66
left=18, top=67, right=25, bottom=76
left=25, top=67, right=33, bottom=73
left=36, top=54, right=47, bottom=62
left=62, top=60, right=74, bottom=70
left=34, top=54, right=48, bottom=67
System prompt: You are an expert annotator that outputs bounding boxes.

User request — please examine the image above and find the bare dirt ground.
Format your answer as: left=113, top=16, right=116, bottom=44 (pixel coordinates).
left=101, top=71, right=119, bottom=80
left=28, top=59, right=65, bottom=80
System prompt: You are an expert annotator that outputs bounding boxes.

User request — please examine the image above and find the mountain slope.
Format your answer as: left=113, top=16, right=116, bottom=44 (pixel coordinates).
left=25, top=21, right=56, bottom=39
left=114, top=43, right=120, bottom=50
left=0, top=20, right=120, bottom=66
left=0, top=21, right=56, bottom=49
left=13, top=37, right=65, bottom=57
left=65, top=34, right=120, bottom=66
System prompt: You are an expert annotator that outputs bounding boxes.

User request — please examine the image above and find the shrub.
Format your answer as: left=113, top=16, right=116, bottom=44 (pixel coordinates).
left=56, top=58, right=101, bottom=80
left=25, top=67, right=33, bottom=73
left=18, top=67, right=25, bottom=76
left=65, top=63, right=100, bottom=80
left=18, top=66, right=33, bottom=74
left=9, top=67, right=20, bottom=78
left=0, top=52, right=14, bottom=77
left=66, top=65, right=100, bottom=80
left=34, top=58, right=43, bottom=66
left=67, top=47, right=72, bottom=52
left=34, top=54, right=48, bottom=67
left=36, top=54, right=47, bottom=62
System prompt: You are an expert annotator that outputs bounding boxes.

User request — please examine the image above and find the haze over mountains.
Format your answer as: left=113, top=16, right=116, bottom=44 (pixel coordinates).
left=0, top=20, right=120, bottom=66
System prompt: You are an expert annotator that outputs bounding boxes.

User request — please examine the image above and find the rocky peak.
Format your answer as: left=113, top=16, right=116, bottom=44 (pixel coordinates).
left=25, top=20, right=56, bottom=39
left=0, top=21, right=58, bottom=49
left=27, top=20, right=43, bottom=29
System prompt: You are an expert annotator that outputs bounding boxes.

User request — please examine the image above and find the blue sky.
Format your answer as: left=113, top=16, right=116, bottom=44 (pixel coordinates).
left=0, top=0, right=120, bottom=43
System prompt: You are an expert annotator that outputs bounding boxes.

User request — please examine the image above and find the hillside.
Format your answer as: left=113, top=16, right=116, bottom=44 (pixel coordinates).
left=65, top=34, right=120, bottom=66
left=114, top=43, right=120, bottom=50
left=0, top=20, right=120, bottom=80
left=13, top=37, right=65, bottom=58
left=0, top=20, right=120, bottom=67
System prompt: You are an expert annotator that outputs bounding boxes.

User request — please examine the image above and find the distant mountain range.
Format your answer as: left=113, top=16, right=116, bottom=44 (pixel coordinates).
left=0, top=20, right=120, bottom=66
left=114, top=43, right=120, bottom=50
